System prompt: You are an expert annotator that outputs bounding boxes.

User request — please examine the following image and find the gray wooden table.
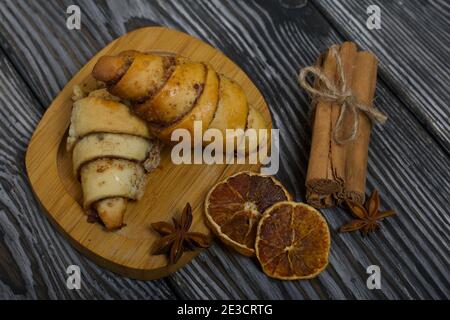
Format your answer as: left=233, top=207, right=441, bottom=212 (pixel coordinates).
left=0, top=0, right=448, bottom=299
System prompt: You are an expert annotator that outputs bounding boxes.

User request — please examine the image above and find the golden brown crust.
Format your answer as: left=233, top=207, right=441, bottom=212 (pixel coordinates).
left=151, top=64, right=219, bottom=144
left=109, top=54, right=172, bottom=101
left=94, top=197, right=127, bottom=230
left=208, top=76, right=249, bottom=134
left=92, top=51, right=254, bottom=151
left=238, top=107, right=270, bottom=155
left=92, top=50, right=140, bottom=84
left=133, top=58, right=206, bottom=124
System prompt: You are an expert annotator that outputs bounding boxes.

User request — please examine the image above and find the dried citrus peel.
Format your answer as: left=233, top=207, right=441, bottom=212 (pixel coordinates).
left=255, top=201, right=330, bottom=280
left=205, top=171, right=292, bottom=256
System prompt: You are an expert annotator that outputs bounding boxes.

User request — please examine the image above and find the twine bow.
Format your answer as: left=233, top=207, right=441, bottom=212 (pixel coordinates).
left=298, top=45, right=387, bottom=144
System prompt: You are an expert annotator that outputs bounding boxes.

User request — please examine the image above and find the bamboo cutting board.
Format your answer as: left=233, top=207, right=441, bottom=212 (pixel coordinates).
left=25, top=27, right=272, bottom=280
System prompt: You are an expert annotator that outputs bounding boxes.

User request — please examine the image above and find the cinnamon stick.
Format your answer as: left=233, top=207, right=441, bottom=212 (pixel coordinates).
left=305, top=46, right=340, bottom=208
left=330, top=42, right=358, bottom=204
left=303, top=42, right=380, bottom=208
left=344, top=51, right=378, bottom=205
left=305, top=43, right=358, bottom=208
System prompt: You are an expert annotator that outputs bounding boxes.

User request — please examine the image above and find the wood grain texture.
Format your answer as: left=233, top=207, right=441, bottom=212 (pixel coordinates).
left=0, top=0, right=448, bottom=299
left=312, top=0, right=450, bottom=152
left=26, top=26, right=271, bottom=280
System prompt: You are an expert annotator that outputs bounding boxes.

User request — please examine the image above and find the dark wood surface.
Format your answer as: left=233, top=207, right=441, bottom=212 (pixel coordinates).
left=0, top=0, right=448, bottom=299
left=313, top=0, right=450, bottom=151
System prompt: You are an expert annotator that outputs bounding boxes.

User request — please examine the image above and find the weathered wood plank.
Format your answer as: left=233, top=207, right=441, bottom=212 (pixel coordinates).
left=0, top=0, right=448, bottom=299
left=0, top=51, right=176, bottom=299
left=312, top=0, right=450, bottom=151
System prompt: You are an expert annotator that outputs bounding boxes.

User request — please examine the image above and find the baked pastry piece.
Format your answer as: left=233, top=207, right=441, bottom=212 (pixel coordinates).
left=67, top=88, right=161, bottom=229
left=92, top=51, right=268, bottom=148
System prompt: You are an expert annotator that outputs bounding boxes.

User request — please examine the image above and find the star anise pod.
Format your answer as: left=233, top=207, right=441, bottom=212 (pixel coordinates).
left=151, top=203, right=210, bottom=264
left=339, top=189, right=396, bottom=236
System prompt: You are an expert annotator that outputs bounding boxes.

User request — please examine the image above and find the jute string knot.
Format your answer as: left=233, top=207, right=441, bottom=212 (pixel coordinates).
left=298, top=46, right=387, bottom=144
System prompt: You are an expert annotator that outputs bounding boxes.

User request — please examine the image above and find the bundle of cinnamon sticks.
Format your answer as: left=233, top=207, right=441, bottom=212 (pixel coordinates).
left=304, top=42, right=379, bottom=208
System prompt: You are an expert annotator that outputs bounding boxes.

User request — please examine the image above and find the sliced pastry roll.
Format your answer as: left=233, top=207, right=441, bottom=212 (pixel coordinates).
left=92, top=51, right=271, bottom=152
left=67, top=89, right=160, bottom=229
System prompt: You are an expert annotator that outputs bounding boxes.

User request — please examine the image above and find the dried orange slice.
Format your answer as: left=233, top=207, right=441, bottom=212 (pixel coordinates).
left=205, top=171, right=292, bottom=256
left=256, top=201, right=330, bottom=280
